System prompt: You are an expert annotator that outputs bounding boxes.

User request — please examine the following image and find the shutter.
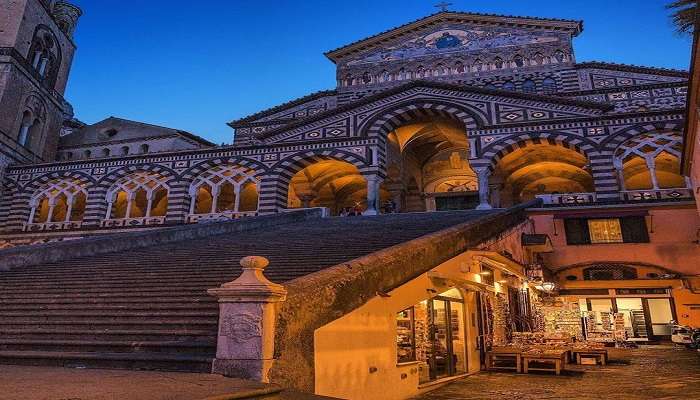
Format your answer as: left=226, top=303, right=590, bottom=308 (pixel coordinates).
left=621, top=216, right=650, bottom=243
left=564, top=218, right=591, bottom=245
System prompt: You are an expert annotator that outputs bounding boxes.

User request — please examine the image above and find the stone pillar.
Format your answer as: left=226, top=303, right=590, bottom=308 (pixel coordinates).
left=646, top=158, right=660, bottom=190
left=207, top=256, right=287, bottom=382
left=613, top=158, right=625, bottom=191
left=476, top=168, right=492, bottom=210
left=0, top=155, right=9, bottom=204
left=363, top=174, right=383, bottom=216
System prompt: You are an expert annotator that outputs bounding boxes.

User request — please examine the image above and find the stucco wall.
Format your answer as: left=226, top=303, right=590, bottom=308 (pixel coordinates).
left=529, top=206, right=700, bottom=276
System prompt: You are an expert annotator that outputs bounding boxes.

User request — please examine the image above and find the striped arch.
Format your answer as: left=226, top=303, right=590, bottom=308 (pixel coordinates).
left=87, top=164, right=180, bottom=226
left=259, top=149, right=372, bottom=214
left=181, top=157, right=268, bottom=181
left=601, top=121, right=685, bottom=153
left=182, top=158, right=267, bottom=218
left=6, top=171, right=95, bottom=231
left=361, top=99, right=483, bottom=139
left=479, top=133, right=596, bottom=172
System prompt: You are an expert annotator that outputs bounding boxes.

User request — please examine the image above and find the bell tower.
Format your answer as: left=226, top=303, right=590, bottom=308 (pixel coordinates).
left=0, top=0, right=81, bottom=165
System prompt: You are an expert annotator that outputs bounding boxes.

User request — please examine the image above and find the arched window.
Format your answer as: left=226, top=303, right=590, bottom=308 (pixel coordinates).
left=64, top=152, right=73, bottom=160
left=362, top=71, right=372, bottom=84
left=120, top=146, right=129, bottom=156
left=398, top=68, right=406, bottom=80
left=542, top=77, right=557, bottom=94
left=454, top=61, right=465, bottom=74
left=522, top=79, right=536, bottom=93
left=614, top=132, right=685, bottom=190
left=513, top=55, right=525, bottom=68
left=140, top=144, right=149, bottom=154
left=494, top=57, right=504, bottom=69
left=344, top=74, right=353, bottom=87
left=106, top=172, right=169, bottom=220
left=188, top=165, right=259, bottom=219
left=28, top=179, right=88, bottom=225
left=416, top=66, right=426, bottom=78
left=17, top=111, right=33, bottom=146
left=473, top=59, right=484, bottom=72
left=533, top=53, right=545, bottom=65
left=379, top=70, right=390, bottom=82
left=28, top=27, right=61, bottom=87
left=83, top=149, right=91, bottom=159
left=553, top=50, right=566, bottom=63
left=502, top=81, right=515, bottom=91
left=102, top=148, right=111, bottom=157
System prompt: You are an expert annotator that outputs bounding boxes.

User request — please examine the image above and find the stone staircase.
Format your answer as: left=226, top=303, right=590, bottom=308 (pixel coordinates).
left=0, top=210, right=493, bottom=372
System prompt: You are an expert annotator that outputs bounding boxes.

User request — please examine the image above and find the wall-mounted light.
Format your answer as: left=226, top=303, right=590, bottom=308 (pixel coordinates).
left=479, top=270, right=492, bottom=276
left=541, top=281, right=556, bottom=293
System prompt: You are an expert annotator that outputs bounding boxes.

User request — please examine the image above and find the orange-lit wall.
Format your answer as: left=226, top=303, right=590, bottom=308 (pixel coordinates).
left=529, top=206, right=700, bottom=276
left=530, top=205, right=700, bottom=327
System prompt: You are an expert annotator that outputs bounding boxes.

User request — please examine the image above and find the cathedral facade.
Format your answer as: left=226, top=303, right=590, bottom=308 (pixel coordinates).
left=0, top=6, right=692, bottom=242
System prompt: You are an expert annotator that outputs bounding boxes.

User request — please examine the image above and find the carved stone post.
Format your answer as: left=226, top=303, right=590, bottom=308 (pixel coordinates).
left=207, top=256, right=287, bottom=382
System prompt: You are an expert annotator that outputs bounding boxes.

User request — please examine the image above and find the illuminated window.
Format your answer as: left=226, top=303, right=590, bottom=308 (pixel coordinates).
left=564, top=216, right=649, bottom=244
left=587, top=218, right=623, bottom=243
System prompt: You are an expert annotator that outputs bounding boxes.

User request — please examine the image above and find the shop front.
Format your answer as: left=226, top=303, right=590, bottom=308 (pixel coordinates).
left=397, top=289, right=468, bottom=383
left=313, top=249, right=533, bottom=400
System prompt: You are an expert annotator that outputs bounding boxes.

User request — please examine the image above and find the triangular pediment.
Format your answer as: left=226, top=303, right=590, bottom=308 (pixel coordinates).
left=325, top=11, right=582, bottom=64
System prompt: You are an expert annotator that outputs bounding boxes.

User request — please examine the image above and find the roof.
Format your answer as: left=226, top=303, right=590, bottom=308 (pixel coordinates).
left=325, top=11, right=583, bottom=63
left=61, top=117, right=216, bottom=148
left=250, top=80, right=614, bottom=141
left=575, top=61, right=689, bottom=78
left=228, top=90, right=336, bottom=127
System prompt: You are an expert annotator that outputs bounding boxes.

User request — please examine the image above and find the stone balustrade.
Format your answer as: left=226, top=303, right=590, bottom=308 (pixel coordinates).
left=535, top=192, right=597, bottom=205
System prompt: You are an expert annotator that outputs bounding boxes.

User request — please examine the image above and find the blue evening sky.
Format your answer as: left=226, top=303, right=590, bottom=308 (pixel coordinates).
left=65, top=0, right=692, bottom=144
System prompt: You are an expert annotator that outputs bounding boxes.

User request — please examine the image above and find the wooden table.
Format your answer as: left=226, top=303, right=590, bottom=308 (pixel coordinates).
left=485, top=348, right=522, bottom=373
left=572, top=348, right=608, bottom=365
left=522, top=350, right=567, bottom=375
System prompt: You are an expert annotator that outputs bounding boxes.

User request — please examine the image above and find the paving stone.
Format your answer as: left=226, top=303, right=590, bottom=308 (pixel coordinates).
left=412, top=347, right=700, bottom=400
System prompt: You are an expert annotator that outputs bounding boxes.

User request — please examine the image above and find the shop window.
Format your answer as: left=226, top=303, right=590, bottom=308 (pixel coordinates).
left=396, top=308, right=416, bottom=363
left=395, top=291, right=466, bottom=382
left=564, top=217, right=649, bottom=245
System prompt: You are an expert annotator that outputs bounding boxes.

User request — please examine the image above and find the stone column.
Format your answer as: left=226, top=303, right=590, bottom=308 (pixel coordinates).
left=613, top=158, right=626, bottom=191
left=207, top=256, right=287, bottom=382
left=646, top=158, right=660, bottom=190
left=363, top=174, right=383, bottom=216
left=476, top=168, right=492, bottom=210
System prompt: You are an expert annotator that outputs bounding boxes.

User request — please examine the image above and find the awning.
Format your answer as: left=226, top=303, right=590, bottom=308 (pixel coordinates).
left=552, top=209, right=649, bottom=219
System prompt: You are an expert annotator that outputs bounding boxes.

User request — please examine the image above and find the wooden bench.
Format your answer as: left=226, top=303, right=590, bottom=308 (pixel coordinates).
left=485, top=348, right=522, bottom=373
left=522, top=350, right=567, bottom=375
left=572, top=348, right=608, bottom=366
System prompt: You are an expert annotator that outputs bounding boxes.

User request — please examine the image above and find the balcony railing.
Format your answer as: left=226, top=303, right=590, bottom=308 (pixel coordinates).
left=23, top=221, right=83, bottom=232
left=186, top=211, right=258, bottom=223
left=100, top=216, right=166, bottom=228
left=535, top=192, right=597, bottom=205
left=619, top=188, right=693, bottom=202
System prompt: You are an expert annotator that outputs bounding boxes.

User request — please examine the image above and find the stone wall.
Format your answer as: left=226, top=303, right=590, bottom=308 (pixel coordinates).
left=270, top=201, right=536, bottom=392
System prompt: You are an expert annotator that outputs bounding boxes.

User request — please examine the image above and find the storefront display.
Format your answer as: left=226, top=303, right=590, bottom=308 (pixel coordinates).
left=396, top=289, right=467, bottom=383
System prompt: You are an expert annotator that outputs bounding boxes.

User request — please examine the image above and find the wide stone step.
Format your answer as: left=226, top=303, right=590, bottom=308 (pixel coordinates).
left=0, top=350, right=213, bottom=373
left=0, top=310, right=219, bottom=318
left=0, top=339, right=215, bottom=355
left=0, top=318, right=217, bottom=328
left=0, top=303, right=218, bottom=311
left=0, top=296, right=216, bottom=305
left=0, top=328, right=216, bottom=342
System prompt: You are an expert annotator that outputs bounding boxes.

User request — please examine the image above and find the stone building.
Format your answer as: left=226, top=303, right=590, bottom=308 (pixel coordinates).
left=0, top=3, right=699, bottom=400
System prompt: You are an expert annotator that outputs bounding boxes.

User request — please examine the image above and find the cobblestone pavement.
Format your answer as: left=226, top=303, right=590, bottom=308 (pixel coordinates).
left=413, top=346, right=700, bottom=400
